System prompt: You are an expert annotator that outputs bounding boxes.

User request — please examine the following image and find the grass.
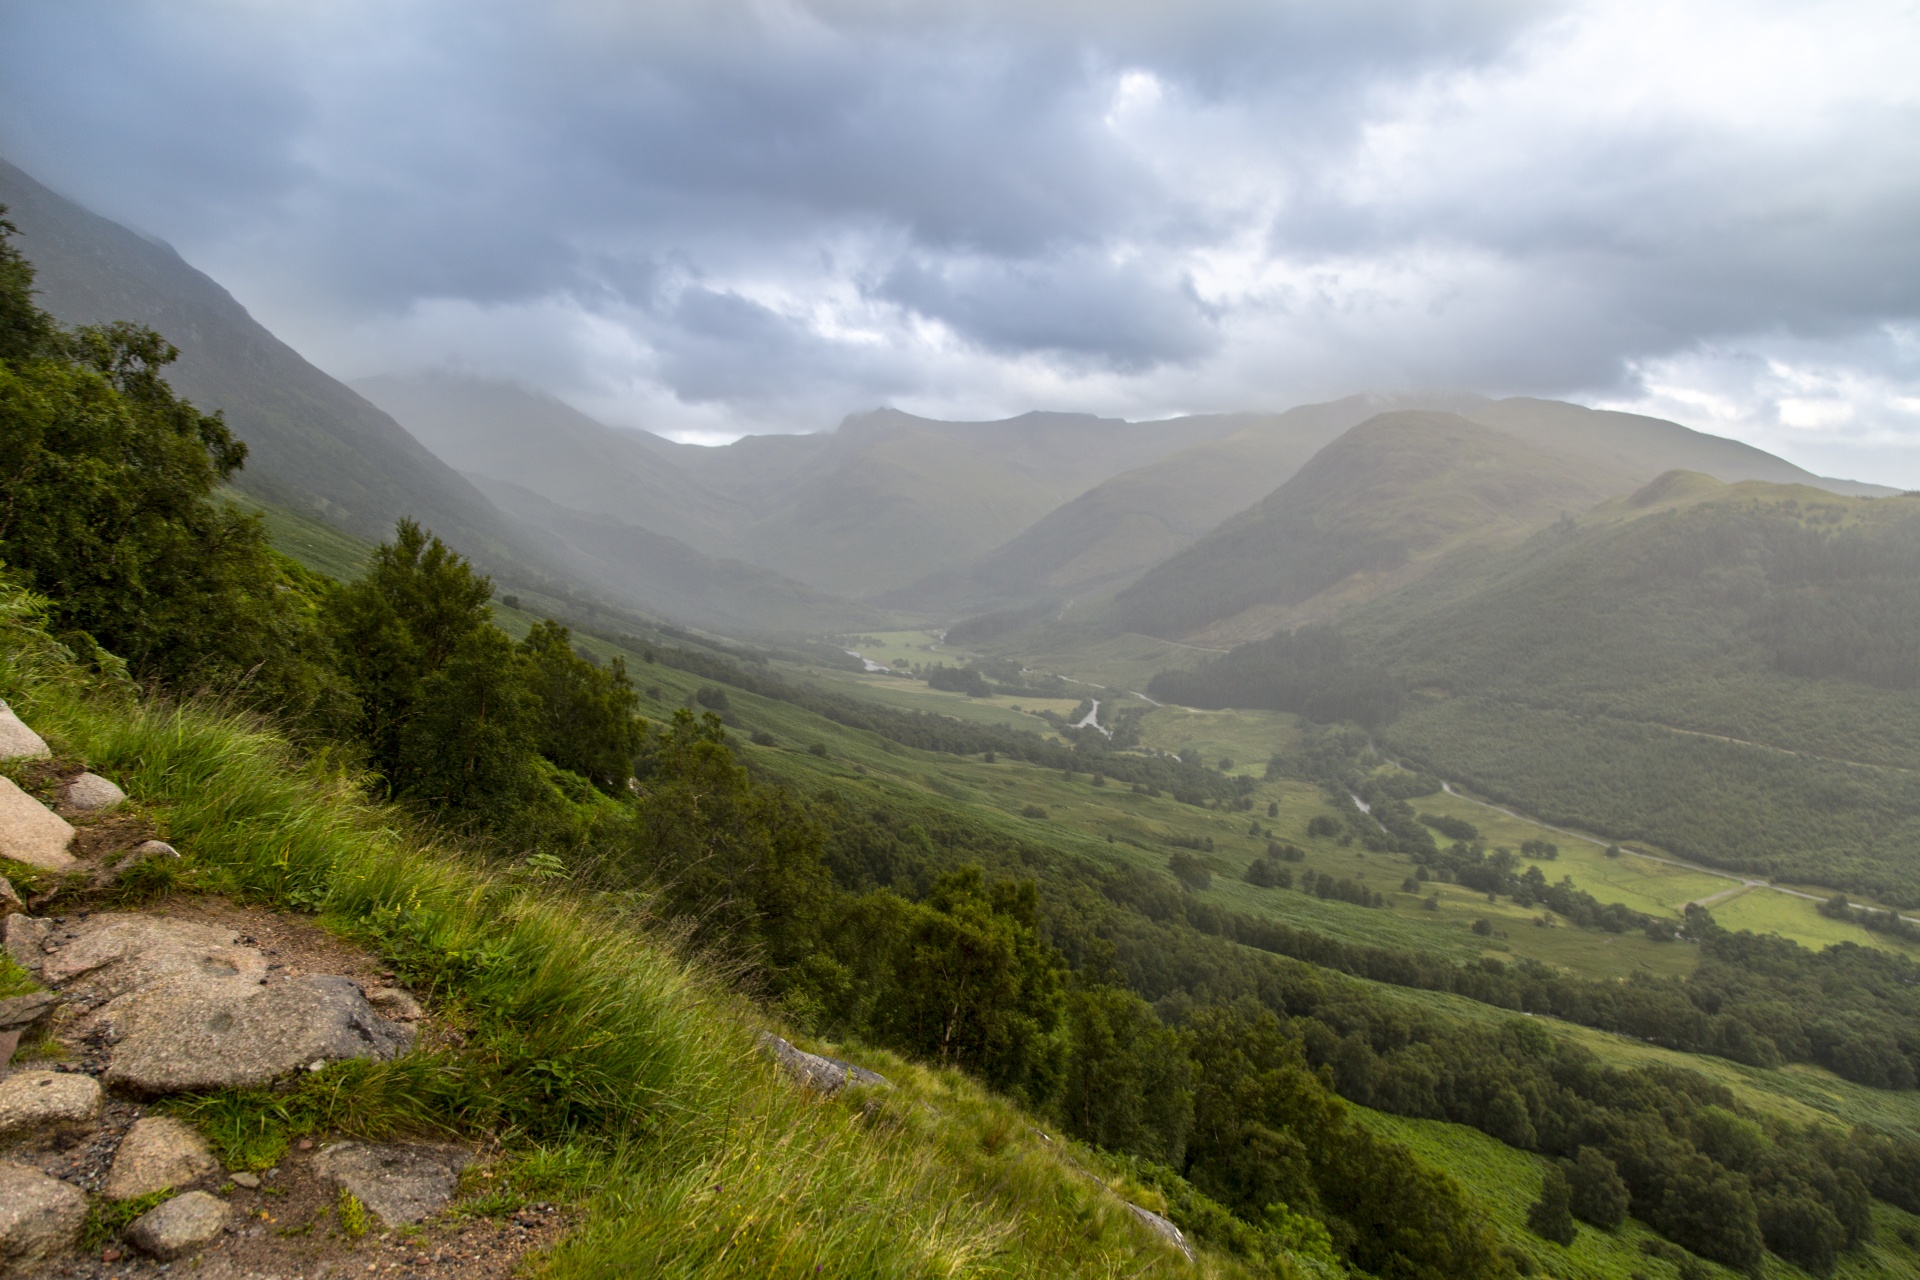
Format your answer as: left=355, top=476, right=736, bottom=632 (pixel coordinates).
left=0, top=584, right=1247, bottom=1278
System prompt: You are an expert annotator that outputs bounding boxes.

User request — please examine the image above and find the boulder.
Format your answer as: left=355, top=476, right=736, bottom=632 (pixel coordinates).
left=0, top=990, right=58, bottom=1031
left=0, top=777, right=74, bottom=872
left=311, top=1142, right=470, bottom=1226
left=125, top=1190, right=229, bottom=1260
left=106, top=1116, right=219, bottom=1200
left=0, top=875, right=20, bottom=916
left=0, top=915, right=48, bottom=972
left=757, top=1032, right=890, bottom=1093
left=0, top=1160, right=86, bottom=1275
left=0, top=1070, right=102, bottom=1139
left=98, top=973, right=414, bottom=1094
left=1128, top=1204, right=1195, bottom=1262
left=0, top=703, right=49, bottom=762
left=63, top=772, right=126, bottom=812
left=37, top=913, right=267, bottom=1001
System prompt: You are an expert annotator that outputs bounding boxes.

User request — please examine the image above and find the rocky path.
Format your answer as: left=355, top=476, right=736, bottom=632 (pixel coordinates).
left=0, top=700, right=565, bottom=1279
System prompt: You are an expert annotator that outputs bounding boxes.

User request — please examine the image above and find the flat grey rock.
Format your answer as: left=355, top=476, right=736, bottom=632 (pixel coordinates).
left=98, top=973, right=414, bottom=1094
left=0, top=1070, right=102, bottom=1138
left=0, top=916, right=48, bottom=973
left=63, top=772, right=126, bottom=811
left=311, top=1142, right=469, bottom=1226
left=38, top=913, right=267, bottom=1001
left=757, top=1032, right=890, bottom=1093
left=126, top=1190, right=229, bottom=1260
left=106, top=1115, right=219, bottom=1200
left=0, top=990, right=58, bottom=1031
left=0, top=777, right=74, bottom=872
left=0, top=1160, right=86, bottom=1275
left=0, top=703, right=49, bottom=762
left=1128, top=1204, right=1194, bottom=1261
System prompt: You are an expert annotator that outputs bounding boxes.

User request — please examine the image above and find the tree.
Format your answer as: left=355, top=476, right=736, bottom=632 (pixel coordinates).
left=0, top=215, right=339, bottom=719
left=326, top=519, right=496, bottom=784
left=1565, top=1148, right=1629, bottom=1228
left=1060, top=986, right=1193, bottom=1164
left=519, top=619, right=642, bottom=792
left=1170, top=852, right=1212, bottom=892
left=1527, top=1166, right=1577, bottom=1245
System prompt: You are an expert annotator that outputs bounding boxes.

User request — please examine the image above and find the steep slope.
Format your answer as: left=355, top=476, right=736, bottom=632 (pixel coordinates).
left=472, top=476, right=880, bottom=635
left=354, top=374, right=748, bottom=554
left=1116, top=411, right=1613, bottom=642
left=0, top=159, right=558, bottom=575
left=1347, top=479, right=1920, bottom=904
left=895, top=394, right=1488, bottom=614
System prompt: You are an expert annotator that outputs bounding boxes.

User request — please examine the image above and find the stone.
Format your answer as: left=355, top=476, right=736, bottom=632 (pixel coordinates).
left=363, top=986, right=423, bottom=1021
left=63, top=772, right=126, bottom=812
left=105, top=1116, right=219, bottom=1200
left=227, top=1171, right=260, bottom=1189
left=125, top=1190, right=229, bottom=1261
left=0, top=1070, right=102, bottom=1138
left=0, top=875, right=20, bottom=916
left=98, top=973, right=415, bottom=1094
left=0, top=1160, right=86, bottom=1275
left=757, top=1032, right=890, bottom=1093
left=0, top=915, right=48, bottom=972
left=311, top=1142, right=470, bottom=1226
left=0, top=990, right=58, bottom=1030
left=37, top=913, right=267, bottom=1002
left=0, top=777, right=75, bottom=872
left=1129, top=1204, right=1195, bottom=1262
left=0, top=702, right=49, bottom=762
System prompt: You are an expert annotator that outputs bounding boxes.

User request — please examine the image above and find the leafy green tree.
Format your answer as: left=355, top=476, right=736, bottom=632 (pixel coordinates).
left=1565, top=1148, right=1629, bottom=1228
left=326, top=518, right=495, bottom=783
left=628, top=707, right=830, bottom=968
left=868, top=867, right=1068, bottom=1106
left=398, top=622, right=544, bottom=817
left=0, top=214, right=340, bottom=718
left=1649, top=1154, right=1765, bottom=1272
left=1060, top=985, right=1193, bottom=1163
left=519, top=619, right=642, bottom=792
left=1527, top=1166, right=1577, bottom=1245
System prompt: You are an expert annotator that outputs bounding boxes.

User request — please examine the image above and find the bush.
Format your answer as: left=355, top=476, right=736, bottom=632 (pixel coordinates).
left=1527, top=1166, right=1577, bottom=1245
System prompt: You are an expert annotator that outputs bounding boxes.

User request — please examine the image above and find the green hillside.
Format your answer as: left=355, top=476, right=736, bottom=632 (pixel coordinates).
left=893, top=395, right=1483, bottom=614
left=1116, top=411, right=1613, bottom=642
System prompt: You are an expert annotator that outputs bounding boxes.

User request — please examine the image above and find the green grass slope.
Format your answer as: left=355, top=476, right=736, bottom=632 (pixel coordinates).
left=0, top=584, right=1250, bottom=1280
left=1116, top=411, right=1615, bottom=643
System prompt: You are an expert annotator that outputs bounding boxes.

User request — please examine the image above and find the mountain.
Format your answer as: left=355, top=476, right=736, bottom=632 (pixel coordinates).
left=353, top=373, right=748, bottom=555
left=890, top=394, right=1488, bottom=614
left=470, top=475, right=881, bottom=635
left=0, top=159, right=560, bottom=576
left=1116, top=410, right=1614, bottom=642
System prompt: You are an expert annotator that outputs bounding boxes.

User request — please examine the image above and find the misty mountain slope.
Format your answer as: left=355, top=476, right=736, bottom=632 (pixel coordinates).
left=891, top=393, right=1490, bottom=614
left=354, top=373, right=748, bottom=554
left=0, top=158, right=558, bottom=573
left=729, top=424, right=1071, bottom=597
left=471, top=476, right=881, bottom=635
left=1114, top=411, right=1614, bottom=642
left=1457, top=397, right=1894, bottom=497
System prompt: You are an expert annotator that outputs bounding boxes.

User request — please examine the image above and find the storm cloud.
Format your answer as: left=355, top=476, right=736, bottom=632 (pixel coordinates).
left=1, top=0, right=1915, bottom=478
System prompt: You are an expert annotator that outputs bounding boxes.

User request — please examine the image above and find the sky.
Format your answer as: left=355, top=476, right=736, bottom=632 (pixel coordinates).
left=2, top=0, right=1917, bottom=484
